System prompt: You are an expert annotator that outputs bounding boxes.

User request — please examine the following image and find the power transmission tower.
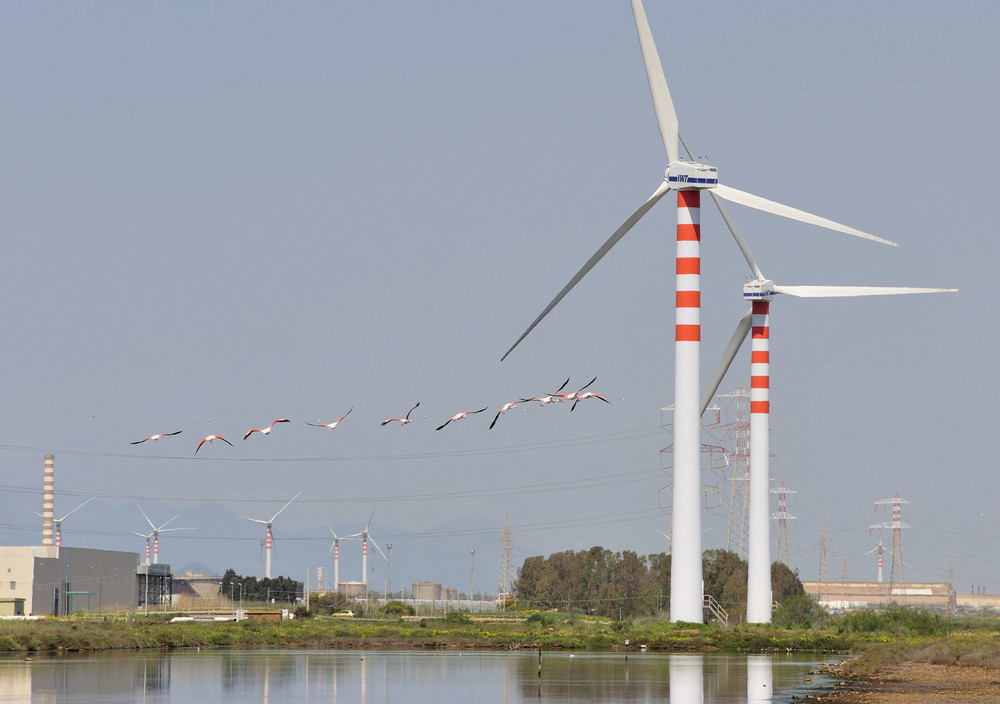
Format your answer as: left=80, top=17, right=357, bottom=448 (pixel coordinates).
left=496, top=512, right=516, bottom=609
left=770, top=479, right=796, bottom=565
left=706, top=383, right=751, bottom=558
left=817, top=527, right=829, bottom=583
left=659, top=402, right=728, bottom=554
left=871, top=492, right=909, bottom=589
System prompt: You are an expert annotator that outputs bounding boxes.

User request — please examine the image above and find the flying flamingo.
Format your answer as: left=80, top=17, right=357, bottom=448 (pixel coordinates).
left=436, top=407, right=488, bottom=431
left=130, top=431, right=182, bottom=445
left=244, top=418, right=291, bottom=440
left=381, top=403, right=420, bottom=426
left=571, top=392, right=611, bottom=411
left=307, top=408, right=353, bottom=431
left=553, top=376, right=597, bottom=403
left=489, top=400, right=523, bottom=430
left=522, top=378, right=571, bottom=407
left=195, top=435, right=233, bottom=455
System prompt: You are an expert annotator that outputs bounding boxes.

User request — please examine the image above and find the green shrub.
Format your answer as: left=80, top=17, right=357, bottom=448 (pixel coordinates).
left=381, top=601, right=415, bottom=617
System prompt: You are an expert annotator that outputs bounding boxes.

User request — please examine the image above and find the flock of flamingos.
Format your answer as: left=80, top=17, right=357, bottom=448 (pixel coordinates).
left=127, top=377, right=611, bottom=455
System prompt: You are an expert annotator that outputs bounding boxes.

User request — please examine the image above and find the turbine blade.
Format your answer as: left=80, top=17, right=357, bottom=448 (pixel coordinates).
left=713, top=183, right=899, bottom=247
left=369, top=537, right=388, bottom=563
left=774, top=285, right=957, bottom=298
left=501, top=181, right=671, bottom=360
left=134, top=501, right=156, bottom=531
left=630, top=0, right=678, bottom=163
left=701, top=308, right=753, bottom=417
left=269, top=492, right=302, bottom=523
left=61, top=496, right=96, bottom=522
left=678, top=135, right=762, bottom=278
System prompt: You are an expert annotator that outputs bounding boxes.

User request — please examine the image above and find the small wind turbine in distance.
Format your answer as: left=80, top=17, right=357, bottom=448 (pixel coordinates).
left=501, top=0, right=898, bottom=624
left=132, top=501, right=195, bottom=565
left=697, top=180, right=956, bottom=624
left=348, top=510, right=388, bottom=588
left=241, top=492, right=301, bottom=580
left=865, top=534, right=886, bottom=584
left=30, top=496, right=96, bottom=556
left=328, top=528, right=359, bottom=592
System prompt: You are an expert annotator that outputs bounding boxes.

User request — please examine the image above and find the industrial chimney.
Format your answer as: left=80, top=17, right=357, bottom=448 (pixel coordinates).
left=42, top=454, right=54, bottom=546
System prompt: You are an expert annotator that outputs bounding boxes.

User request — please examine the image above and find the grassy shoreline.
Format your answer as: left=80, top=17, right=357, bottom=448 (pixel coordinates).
left=0, top=612, right=859, bottom=654
left=2, top=609, right=997, bottom=675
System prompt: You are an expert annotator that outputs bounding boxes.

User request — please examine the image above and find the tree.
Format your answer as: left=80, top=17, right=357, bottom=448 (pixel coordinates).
left=771, top=562, right=805, bottom=602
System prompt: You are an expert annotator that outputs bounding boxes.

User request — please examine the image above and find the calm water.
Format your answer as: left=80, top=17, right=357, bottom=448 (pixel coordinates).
left=0, top=650, right=839, bottom=703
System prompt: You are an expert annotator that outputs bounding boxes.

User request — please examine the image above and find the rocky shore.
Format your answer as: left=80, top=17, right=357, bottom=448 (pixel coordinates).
left=818, top=661, right=1000, bottom=703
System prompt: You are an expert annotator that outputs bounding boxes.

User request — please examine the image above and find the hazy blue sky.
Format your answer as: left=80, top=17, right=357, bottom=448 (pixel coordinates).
left=1, top=2, right=995, bottom=595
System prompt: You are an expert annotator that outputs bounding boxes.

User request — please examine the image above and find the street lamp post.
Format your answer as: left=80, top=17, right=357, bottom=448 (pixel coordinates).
left=470, top=549, right=476, bottom=614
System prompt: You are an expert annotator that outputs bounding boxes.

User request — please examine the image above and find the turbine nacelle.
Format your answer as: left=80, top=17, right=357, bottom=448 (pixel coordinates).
left=664, top=160, right=718, bottom=190
left=743, top=278, right=776, bottom=301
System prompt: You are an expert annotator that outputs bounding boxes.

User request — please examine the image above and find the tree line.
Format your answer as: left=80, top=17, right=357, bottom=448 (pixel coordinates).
left=219, top=569, right=301, bottom=604
left=514, top=547, right=804, bottom=622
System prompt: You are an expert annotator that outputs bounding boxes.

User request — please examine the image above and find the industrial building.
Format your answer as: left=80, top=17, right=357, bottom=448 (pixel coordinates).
left=0, top=456, right=170, bottom=616
left=802, top=581, right=955, bottom=613
left=0, top=545, right=140, bottom=616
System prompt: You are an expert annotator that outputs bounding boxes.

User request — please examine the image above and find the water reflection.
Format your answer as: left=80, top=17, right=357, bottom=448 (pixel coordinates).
left=0, top=648, right=833, bottom=702
left=671, top=653, right=704, bottom=703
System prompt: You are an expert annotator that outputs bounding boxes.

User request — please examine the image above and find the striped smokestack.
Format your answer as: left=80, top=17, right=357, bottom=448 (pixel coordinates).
left=42, top=454, right=54, bottom=546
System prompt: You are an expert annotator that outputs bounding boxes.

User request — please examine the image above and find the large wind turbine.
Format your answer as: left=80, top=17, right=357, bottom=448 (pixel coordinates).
left=132, top=502, right=195, bottom=565
left=501, top=0, right=896, bottom=622
left=699, top=195, right=955, bottom=623
left=241, top=492, right=301, bottom=579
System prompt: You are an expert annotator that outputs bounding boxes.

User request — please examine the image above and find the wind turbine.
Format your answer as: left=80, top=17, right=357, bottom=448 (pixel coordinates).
left=501, top=0, right=897, bottom=623
left=30, top=496, right=96, bottom=556
left=327, top=527, right=358, bottom=591
left=241, top=492, right=301, bottom=579
left=698, top=191, right=955, bottom=623
left=348, top=511, right=387, bottom=587
left=132, top=502, right=195, bottom=565
left=865, top=535, right=886, bottom=583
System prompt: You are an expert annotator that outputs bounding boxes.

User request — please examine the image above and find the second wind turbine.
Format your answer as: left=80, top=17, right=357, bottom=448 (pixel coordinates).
left=502, top=0, right=897, bottom=623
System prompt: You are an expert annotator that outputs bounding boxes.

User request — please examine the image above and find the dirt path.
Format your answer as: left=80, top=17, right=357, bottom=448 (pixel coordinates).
left=819, top=661, right=1000, bottom=703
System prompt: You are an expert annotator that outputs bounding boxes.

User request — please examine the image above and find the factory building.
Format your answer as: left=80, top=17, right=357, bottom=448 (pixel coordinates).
left=802, top=581, right=955, bottom=613
left=0, top=545, right=140, bottom=616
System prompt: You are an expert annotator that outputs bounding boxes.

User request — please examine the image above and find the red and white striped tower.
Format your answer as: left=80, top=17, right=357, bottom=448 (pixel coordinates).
left=670, top=189, right=704, bottom=623
left=265, top=524, right=274, bottom=579
left=747, top=299, right=772, bottom=623
left=42, top=455, right=55, bottom=546
left=144, top=537, right=151, bottom=565
left=153, top=533, right=160, bottom=564
left=55, top=522, right=62, bottom=551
